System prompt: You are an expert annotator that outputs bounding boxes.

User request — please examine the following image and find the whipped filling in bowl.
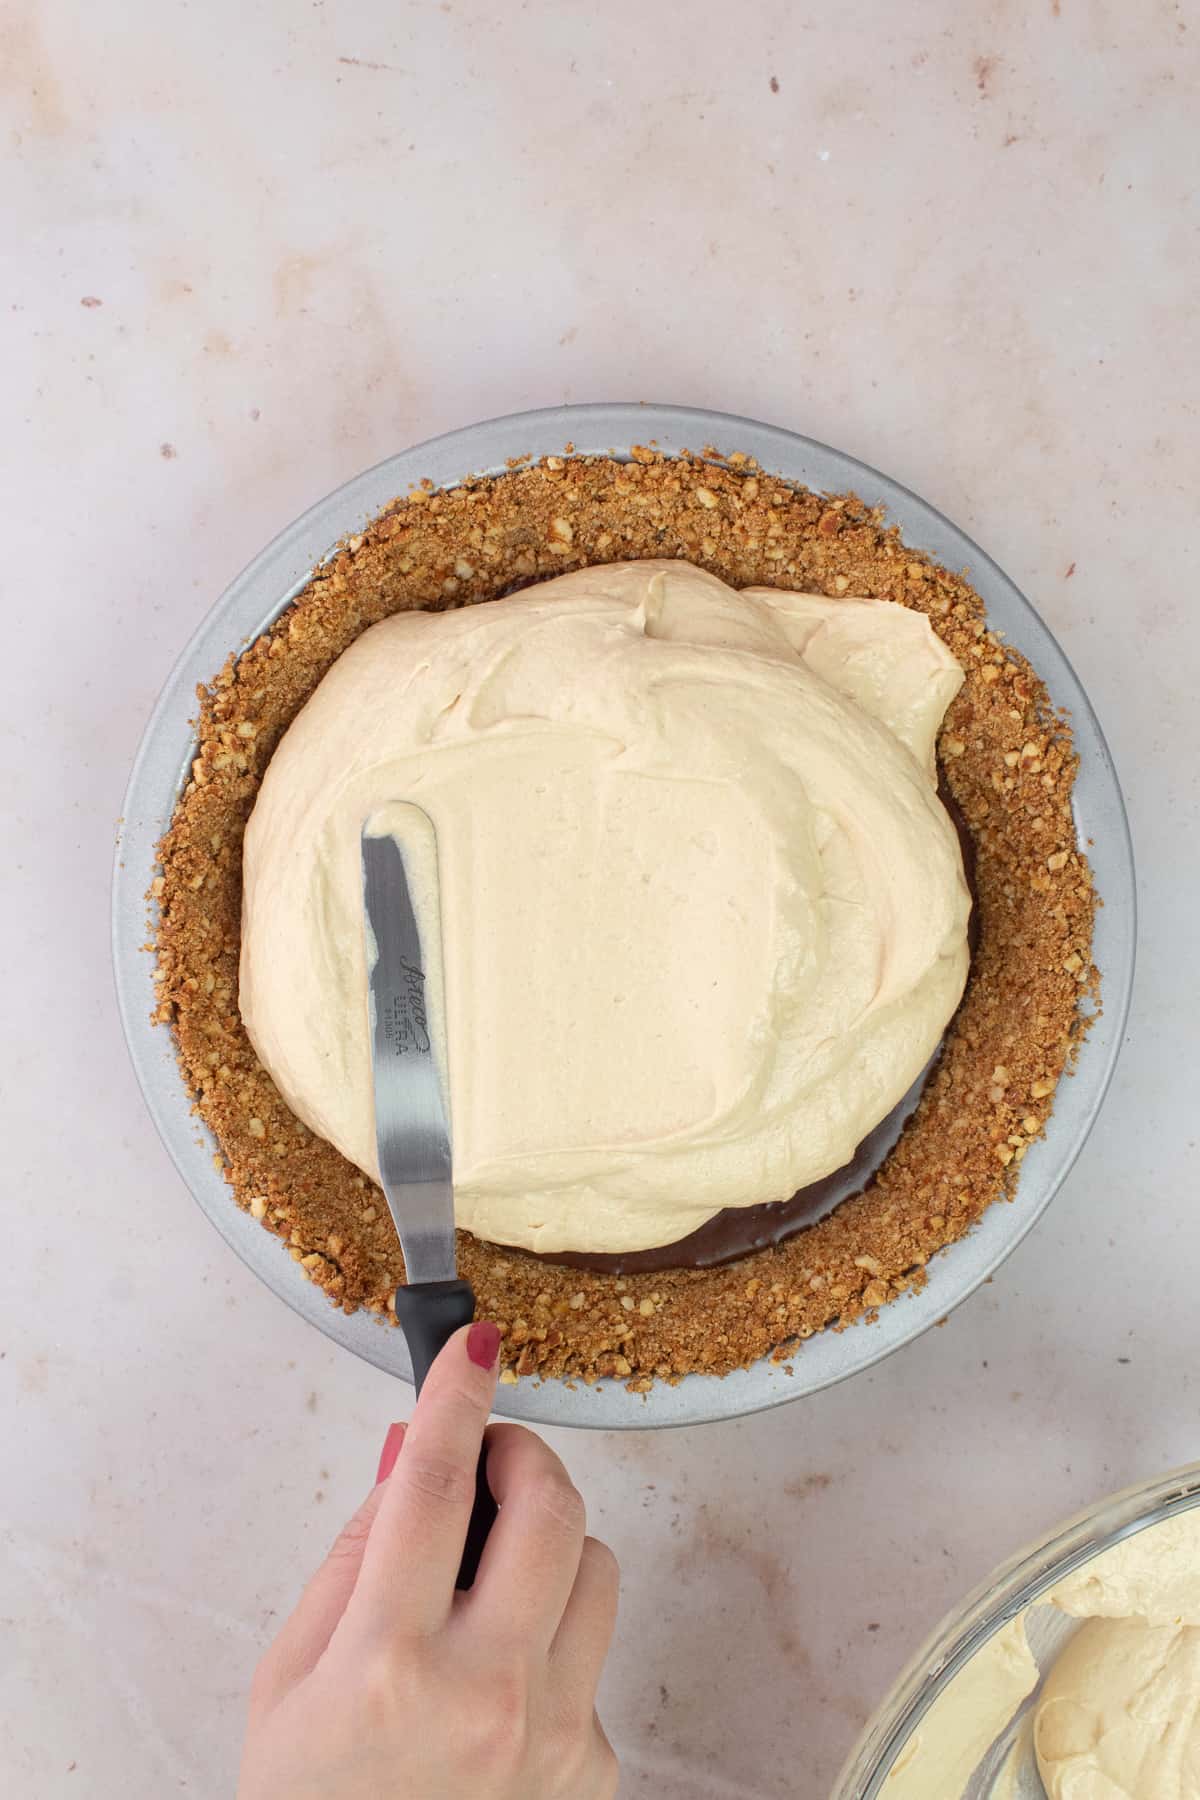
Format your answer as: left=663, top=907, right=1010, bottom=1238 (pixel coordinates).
left=1034, top=1513, right=1200, bottom=1800
left=875, top=1507, right=1200, bottom=1800
left=240, top=560, right=970, bottom=1258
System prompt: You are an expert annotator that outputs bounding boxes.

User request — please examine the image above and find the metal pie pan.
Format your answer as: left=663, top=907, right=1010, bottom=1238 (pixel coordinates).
left=112, top=404, right=1136, bottom=1429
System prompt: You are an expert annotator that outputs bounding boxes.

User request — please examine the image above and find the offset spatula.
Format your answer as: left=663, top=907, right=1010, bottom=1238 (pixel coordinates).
left=361, top=807, right=497, bottom=1588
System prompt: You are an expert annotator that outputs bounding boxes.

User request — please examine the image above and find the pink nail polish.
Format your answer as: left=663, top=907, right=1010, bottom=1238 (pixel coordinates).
left=376, top=1422, right=405, bottom=1483
left=467, top=1320, right=501, bottom=1370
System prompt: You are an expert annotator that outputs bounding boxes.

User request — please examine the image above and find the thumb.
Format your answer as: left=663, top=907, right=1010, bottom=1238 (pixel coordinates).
left=250, top=1424, right=407, bottom=1712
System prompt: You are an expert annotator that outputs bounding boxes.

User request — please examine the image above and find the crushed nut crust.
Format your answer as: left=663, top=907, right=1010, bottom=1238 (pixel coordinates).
left=153, top=448, right=1097, bottom=1389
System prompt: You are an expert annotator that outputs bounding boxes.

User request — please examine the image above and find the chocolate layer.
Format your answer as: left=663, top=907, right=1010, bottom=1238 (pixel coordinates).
left=529, top=772, right=977, bottom=1275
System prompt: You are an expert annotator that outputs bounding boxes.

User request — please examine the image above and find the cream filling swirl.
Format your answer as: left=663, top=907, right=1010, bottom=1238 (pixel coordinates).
left=240, top=560, right=969, bottom=1255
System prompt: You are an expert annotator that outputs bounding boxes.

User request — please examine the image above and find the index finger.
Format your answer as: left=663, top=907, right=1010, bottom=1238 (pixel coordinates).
left=348, top=1319, right=500, bottom=1639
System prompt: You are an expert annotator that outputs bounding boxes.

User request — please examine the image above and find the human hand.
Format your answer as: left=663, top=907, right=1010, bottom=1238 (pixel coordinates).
left=238, top=1320, right=620, bottom=1799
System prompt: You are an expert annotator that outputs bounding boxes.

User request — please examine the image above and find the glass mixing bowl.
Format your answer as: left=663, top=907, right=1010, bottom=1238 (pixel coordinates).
left=833, top=1461, right=1200, bottom=1798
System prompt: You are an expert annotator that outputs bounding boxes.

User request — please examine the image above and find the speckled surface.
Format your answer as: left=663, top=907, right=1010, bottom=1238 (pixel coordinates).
left=2, top=2, right=1196, bottom=1795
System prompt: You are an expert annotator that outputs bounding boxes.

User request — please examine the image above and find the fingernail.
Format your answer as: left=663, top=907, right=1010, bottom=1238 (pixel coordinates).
left=466, top=1319, right=501, bottom=1370
left=376, top=1422, right=405, bottom=1483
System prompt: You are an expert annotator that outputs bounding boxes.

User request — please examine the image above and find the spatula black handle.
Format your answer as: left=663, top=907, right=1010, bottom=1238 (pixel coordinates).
left=393, top=1278, right=497, bottom=1590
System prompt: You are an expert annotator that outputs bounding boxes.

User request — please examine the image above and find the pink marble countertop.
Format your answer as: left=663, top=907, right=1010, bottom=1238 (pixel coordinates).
left=3, top=1, right=1196, bottom=1793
